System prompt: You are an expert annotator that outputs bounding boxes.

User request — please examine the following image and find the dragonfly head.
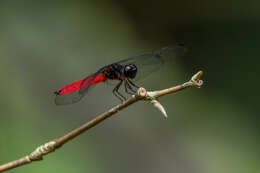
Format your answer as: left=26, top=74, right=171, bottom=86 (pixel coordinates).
left=124, top=64, right=137, bottom=79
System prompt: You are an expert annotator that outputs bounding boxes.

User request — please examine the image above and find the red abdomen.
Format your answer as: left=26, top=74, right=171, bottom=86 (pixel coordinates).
left=55, top=73, right=106, bottom=95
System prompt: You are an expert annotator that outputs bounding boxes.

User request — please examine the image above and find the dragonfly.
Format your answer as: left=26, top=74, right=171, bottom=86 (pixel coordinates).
left=54, top=43, right=187, bottom=105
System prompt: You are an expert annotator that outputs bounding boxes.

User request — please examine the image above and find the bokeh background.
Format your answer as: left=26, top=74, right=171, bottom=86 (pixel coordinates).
left=0, top=0, right=259, bottom=173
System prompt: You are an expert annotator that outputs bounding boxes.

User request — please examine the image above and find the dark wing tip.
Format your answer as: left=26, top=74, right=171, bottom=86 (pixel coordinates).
left=157, top=43, right=188, bottom=59
left=176, top=42, right=191, bottom=52
left=177, top=42, right=185, bottom=47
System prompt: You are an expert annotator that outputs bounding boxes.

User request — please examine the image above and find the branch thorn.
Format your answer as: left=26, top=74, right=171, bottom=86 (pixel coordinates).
left=150, top=100, right=167, bottom=118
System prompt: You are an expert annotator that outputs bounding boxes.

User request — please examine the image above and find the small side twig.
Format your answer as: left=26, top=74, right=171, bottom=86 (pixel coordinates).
left=0, top=70, right=204, bottom=172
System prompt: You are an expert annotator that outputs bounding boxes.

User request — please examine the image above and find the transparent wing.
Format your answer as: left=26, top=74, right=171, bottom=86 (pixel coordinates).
left=117, top=43, right=187, bottom=81
left=55, top=90, right=85, bottom=105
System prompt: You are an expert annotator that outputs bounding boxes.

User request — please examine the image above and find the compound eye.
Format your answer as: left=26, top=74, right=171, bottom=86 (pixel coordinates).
left=125, top=65, right=131, bottom=72
left=124, top=64, right=137, bottom=79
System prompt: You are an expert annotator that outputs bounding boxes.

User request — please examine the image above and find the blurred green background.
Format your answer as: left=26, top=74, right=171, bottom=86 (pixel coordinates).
left=0, top=0, right=259, bottom=173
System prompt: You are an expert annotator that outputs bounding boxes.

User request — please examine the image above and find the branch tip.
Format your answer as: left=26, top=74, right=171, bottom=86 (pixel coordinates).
left=191, top=70, right=203, bottom=88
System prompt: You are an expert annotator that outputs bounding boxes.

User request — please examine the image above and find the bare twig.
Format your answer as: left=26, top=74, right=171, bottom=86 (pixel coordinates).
left=0, top=70, right=203, bottom=172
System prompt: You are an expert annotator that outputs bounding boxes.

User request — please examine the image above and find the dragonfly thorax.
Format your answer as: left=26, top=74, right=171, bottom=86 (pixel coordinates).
left=101, top=63, right=124, bottom=80
left=124, top=64, right=137, bottom=79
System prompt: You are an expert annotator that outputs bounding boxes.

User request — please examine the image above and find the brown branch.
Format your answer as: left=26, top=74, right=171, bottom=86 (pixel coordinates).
left=0, top=70, right=203, bottom=172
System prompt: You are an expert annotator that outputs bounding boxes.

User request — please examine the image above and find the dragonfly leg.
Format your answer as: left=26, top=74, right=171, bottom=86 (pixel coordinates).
left=127, top=79, right=140, bottom=89
left=124, top=81, right=132, bottom=94
left=124, top=80, right=135, bottom=94
left=113, top=80, right=126, bottom=101
left=126, top=80, right=136, bottom=94
left=113, top=87, right=123, bottom=102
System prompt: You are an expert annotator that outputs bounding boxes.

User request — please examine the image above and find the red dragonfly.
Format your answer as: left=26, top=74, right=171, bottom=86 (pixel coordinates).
left=54, top=43, right=187, bottom=105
